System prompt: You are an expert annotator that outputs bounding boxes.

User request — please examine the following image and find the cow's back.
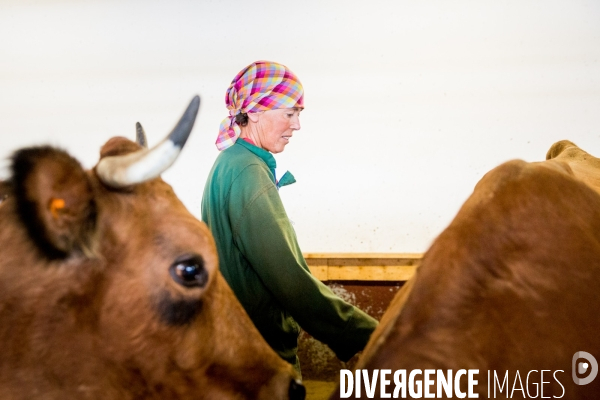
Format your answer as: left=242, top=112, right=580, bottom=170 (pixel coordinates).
left=340, top=159, right=600, bottom=399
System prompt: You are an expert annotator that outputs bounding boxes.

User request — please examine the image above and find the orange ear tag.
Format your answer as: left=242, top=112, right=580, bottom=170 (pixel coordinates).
left=49, top=198, right=66, bottom=219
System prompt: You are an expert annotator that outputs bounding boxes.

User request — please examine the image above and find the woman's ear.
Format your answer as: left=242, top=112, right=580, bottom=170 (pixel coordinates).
left=247, top=111, right=262, bottom=123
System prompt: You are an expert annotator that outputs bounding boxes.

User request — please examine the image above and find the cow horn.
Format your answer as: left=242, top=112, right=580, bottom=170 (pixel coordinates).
left=96, top=96, right=200, bottom=188
left=136, top=122, right=148, bottom=148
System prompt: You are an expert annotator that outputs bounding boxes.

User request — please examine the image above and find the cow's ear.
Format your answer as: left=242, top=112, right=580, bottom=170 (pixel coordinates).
left=11, top=146, right=97, bottom=260
left=0, top=180, right=11, bottom=203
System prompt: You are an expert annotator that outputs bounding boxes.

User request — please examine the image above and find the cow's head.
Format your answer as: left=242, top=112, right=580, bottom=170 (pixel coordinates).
left=0, top=97, right=305, bottom=400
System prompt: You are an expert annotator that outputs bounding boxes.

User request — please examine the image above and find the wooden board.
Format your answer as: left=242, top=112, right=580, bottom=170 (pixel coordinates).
left=304, top=253, right=422, bottom=281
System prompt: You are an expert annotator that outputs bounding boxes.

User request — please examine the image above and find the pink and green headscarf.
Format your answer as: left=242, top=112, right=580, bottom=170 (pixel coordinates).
left=216, top=61, right=305, bottom=151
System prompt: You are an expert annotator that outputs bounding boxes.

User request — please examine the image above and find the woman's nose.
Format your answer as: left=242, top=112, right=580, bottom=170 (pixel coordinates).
left=291, top=115, right=301, bottom=130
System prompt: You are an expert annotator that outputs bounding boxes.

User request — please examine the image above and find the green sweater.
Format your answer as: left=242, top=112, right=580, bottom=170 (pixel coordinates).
left=201, top=140, right=377, bottom=371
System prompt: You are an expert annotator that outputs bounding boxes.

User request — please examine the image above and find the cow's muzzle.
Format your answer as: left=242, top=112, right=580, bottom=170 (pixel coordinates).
left=289, top=379, right=306, bottom=400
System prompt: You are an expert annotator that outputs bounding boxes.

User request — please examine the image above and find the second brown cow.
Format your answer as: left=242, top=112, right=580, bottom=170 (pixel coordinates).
left=333, top=141, right=600, bottom=399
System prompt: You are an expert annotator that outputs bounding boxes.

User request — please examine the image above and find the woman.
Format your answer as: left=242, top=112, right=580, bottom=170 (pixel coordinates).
left=202, top=61, right=377, bottom=375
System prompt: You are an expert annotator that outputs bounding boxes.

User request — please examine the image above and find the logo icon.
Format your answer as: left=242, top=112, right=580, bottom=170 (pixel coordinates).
left=572, top=351, right=598, bottom=385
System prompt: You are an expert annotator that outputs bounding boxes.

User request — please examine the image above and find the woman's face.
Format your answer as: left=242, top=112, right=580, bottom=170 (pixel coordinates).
left=255, top=108, right=302, bottom=154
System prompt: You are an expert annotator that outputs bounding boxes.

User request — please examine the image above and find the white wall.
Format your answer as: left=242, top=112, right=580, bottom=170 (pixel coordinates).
left=1, top=0, right=599, bottom=253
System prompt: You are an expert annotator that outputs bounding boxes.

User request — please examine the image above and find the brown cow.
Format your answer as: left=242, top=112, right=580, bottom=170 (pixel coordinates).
left=0, top=96, right=305, bottom=400
left=332, top=141, right=600, bottom=399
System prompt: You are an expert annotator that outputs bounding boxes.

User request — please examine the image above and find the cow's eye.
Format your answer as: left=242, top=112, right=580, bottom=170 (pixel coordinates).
left=169, top=255, right=208, bottom=288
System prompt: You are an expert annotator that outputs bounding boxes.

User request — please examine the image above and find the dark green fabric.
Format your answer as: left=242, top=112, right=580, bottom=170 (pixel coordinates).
left=201, top=140, right=378, bottom=370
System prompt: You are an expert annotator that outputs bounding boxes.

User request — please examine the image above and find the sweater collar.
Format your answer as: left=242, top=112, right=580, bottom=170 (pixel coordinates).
left=236, top=138, right=276, bottom=170
left=235, top=139, right=296, bottom=188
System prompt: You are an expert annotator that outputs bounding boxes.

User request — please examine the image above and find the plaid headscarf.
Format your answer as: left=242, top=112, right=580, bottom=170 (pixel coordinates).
left=216, top=61, right=304, bottom=151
